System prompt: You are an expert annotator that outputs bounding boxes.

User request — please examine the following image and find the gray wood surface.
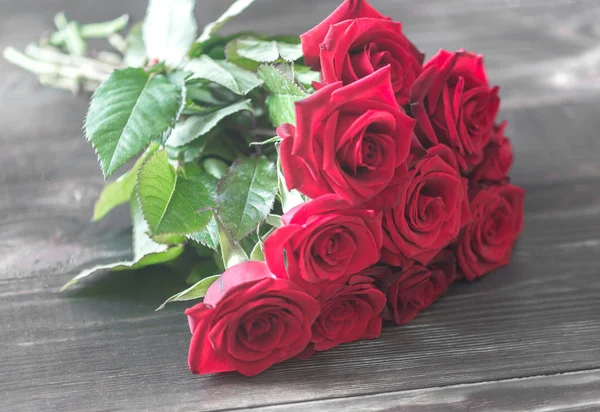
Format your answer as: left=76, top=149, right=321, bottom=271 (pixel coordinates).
left=2, top=0, right=600, bottom=411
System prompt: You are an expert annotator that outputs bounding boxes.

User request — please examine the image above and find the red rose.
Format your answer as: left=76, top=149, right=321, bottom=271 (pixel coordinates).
left=457, top=184, right=525, bottom=281
left=320, top=18, right=423, bottom=106
left=264, top=195, right=383, bottom=296
left=278, top=67, right=415, bottom=207
left=301, top=0, right=388, bottom=69
left=410, top=50, right=500, bottom=171
left=301, top=273, right=386, bottom=356
left=379, top=250, right=457, bottom=325
left=469, top=122, right=513, bottom=184
left=381, top=144, right=471, bottom=266
left=185, top=261, right=319, bottom=376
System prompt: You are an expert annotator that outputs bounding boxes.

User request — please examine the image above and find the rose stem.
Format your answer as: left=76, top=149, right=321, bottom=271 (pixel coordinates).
left=3, top=47, right=114, bottom=91
left=49, top=14, right=130, bottom=45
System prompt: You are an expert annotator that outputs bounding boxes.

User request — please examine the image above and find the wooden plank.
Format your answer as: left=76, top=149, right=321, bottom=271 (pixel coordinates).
left=2, top=179, right=600, bottom=411
left=255, top=370, right=600, bottom=412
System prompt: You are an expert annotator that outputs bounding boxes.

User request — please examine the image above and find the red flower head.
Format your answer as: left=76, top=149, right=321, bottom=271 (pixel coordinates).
left=318, top=17, right=423, bottom=106
left=457, top=183, right=525, bottom=280
left=264, top=195, right=383, bottom=296
left=469, top=122, right=513, bottom=184
left=301, top=272, right=386, bottom=357
left=186, top=261, right=319, bottom=376
left=300, top=0, right=389, bottom=69
left=410, top=50, right=500, bottom=171
left=381, top=145, right=471, bottom=267
left=379, top=251, right=457, bottom=325
left=278, top=67, right=415, bottom=208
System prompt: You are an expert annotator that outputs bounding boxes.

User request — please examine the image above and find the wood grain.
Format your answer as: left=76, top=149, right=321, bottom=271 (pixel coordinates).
left=1, top=0, right=600, bottom=411
left=255, top=370, right=600, bottom=412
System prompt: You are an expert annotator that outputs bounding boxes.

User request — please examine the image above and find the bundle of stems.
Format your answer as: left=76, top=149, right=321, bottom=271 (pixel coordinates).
left=3, top=13, right=132, bottom=93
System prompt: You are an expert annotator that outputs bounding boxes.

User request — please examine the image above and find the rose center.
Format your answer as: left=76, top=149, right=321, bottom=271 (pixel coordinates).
left=338, top=133, right=384, bottom=177
left=409, top=281, right=434, bottom=309
left=361, top=137, right=382, bottom=169
left=241, top=313, right=275, bottom=340
left=375, top=51, right=401, bottom=82
left=408, top=192, right=445, bottom=232
left=312, top=228, right=355, bottom=268
left=326, top=237, right=339, bottom=254
left=483, top=211, right=510, bottom=245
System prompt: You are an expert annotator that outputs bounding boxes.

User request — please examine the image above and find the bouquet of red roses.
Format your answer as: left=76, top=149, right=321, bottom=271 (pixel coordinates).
left=5, top=0, right=524, bottom=377
left=184, top=0, right=524, bottom=376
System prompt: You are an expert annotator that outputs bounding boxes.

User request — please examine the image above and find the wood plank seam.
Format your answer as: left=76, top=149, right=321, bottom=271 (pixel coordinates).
left=230, top=368, right=600, bottom=411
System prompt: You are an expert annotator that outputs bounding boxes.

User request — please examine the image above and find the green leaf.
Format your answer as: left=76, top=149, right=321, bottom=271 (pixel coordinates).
left=152, top=233, right=187, bottom=245
left=294, top=65, right=321, bottom=90
left=182, top=103, right=215, bottom=115
left=278, top=167, right=305, bottom=213
left=189, top=31, right=253, bottom=59
left=61, top=198, right=184, bottom=290
left=235, top=39, right=303, bottom=62
left=165, top=99, right=252, bottom=147
left=203, top=135, right=248, bottom=161
left=85, top=68, right=182, bottom=178
left=62, top=247, right=184, bottom=291
left=185, top=163, right=219, bottom=196
left=257, top=64, right=307, bottom=126
left=186, top=55, right=263, bottom=95
left=216, top=156, right=278, bottom=241
left=143, top=0, right=198, bottom=66
left=258, top=64, right=307, bottom=96
left=156, top=274, right=220, bottom=310
left=186, top=83, right=225, bottom=106
left=124, top=21, right=146, bottom=67
left=249, top=239, right=265, bottom=261
left=137, top=150, right=213, bottom=235
left=266, top=95, right=301, bottom=126
left=92, top=142, right=160, bottom=222
left=166, top=132, right=214, bottom=162
left=197, top=0, right=256, bottom=44
left=165, top=130, right=247, bottom=163
left=265, top=214, right=282, bottom=228
left=203, top=158, right=230, bottom=179
left=189, top=217, right=220, bottom=250
left=225, top=40, right=260, bottom=71
left=168, top=71, right=189, bottom=124
left=187, top=170, right=220, bottom=250
left=236, top=39, right=278, bottom=62
left=130, top=196, right=179, bottom=259
left=276, top=42, right=303, bottom=62
left=276, top=149, right=305, bottom=213
left=216, top=216, right=249, bottom=268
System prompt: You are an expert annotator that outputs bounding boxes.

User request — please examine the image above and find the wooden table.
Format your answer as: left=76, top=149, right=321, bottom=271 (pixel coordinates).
left=2, top=0, right=600, bottom=410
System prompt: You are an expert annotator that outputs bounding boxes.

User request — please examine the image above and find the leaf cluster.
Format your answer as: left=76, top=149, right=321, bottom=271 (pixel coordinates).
left=64, top=0, right=312, bottom=310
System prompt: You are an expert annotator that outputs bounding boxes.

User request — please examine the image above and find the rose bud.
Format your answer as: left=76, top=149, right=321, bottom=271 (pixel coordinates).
left=278, top=66, right=415, bottom=208
left=381, top=144, right=471, bottom=267
left=469, top=122, right=513, bottom=184
left=185, top=261, right=319, bottom=376
left=320, top=18, right=423, bottom=106
left=264, top=195, right=383, bottom=297
left=301, top=0, right=389, bottom=69
left=300, top=273, right=387, bottom=358
left=457, top=184, right=525, bottom=280
left=410, top=50, right=500, bottom=171
left=378, top=250, right=457, bottom=325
